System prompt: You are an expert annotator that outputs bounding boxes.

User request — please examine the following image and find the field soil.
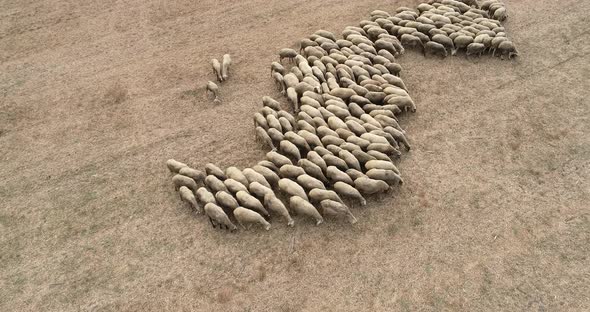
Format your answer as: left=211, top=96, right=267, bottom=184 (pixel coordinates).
left=1, top=0, right=589, bottom=311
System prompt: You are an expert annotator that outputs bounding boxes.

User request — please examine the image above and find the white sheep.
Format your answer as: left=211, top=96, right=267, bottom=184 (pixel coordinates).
left=204, top=203, right=237, bottom=231
left=233, top=207, right=270, bottom=230
left=221, top=54, right=232, bottom=81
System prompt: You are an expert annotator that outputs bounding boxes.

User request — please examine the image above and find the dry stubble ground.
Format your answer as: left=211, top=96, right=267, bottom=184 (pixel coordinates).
left=0, top=0, right=589, bottom=311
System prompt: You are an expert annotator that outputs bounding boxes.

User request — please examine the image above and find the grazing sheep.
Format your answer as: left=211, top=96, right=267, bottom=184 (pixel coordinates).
left=221, top=54, right=231, bottom=81
left=466, top=42, right=486, bottom=57
left=172, top=174, right=198, bottom=192
left=249, top=181, right=274, bottom=199
left=289, top=196, right=324, bottom=225
left=279, top=178, right=309, bottom=201
left=338, top=150, right=362, bottom=171
left=225, top=167, right=249, bottom=186
left=204, top=203, right=237, bottom=231
left=298, top=159, right=329, bottom=183
left=453, top=35, right=475, bottom=55
left=365, top=159, right=400, bottom=174
left=279, top=48, right=298, bottom=63
left=254, top=112, right=269, bottom=130
left=166, top=159, right=188, bottom=173
left=243, top=168, right=272, bottom=189
left=205, top=175, right=229, bottom=193
left=401, top=34, right=424, bottom=52
left=333, top=181, right=367, bottom=206
left=327, top=166, right=354, bottom=185
left=320, top=199, right=358, bottom=224
left=224, top=178, right=249, bottom=194
left=323, top=154, right=349, bottom=171
left=257, top=160, right=279, bottom=173
left=297, top=174, right=326, bottom=190
left=211, top=58, right=223, bottom=82
left=280, top=140, right=301, bottom=161
left=346, top=168, right=366, bottom=180
left=205, top=163, right=226, bottom=180
left=236, top=191, right=270, bottom=217
left=264, top=193, right=294, bottom=226
left=252, top=165, right=280, bottom=186
left=206, top=81, right=221, bottom=104
left=309, top=189, right=344, bottom=204
left=279, top=164, right=306, bottom=179
left=233, top=207, right=271, bottom=230
left=256, top=126, right=275, bottom=150
left=196, top=187, right=216, bottom=206
left=270, top=61, right=286, bottom=75
left=179, top=186, right=201, bottom=213
left=178, top=167, right=205, bottom=183
left=424, top=41, right=448, bottom=57
left=215, top=191, right=239, bottom=211
left=354, top=177, right=390, bottom=194
left=298, top=130, right=323, bottom=148
left=272, top=72, right=285, bottom=93
left=366, top=169, right=404, bottom=186
left=266, top=151, right=293, bottom=168
left=497, top=40, right=518, bottom=59
left=383, top=126, right=411, bottom=150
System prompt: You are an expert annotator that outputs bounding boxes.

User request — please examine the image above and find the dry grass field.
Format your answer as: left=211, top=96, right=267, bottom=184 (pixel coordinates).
left=1, top=0, right=589, bottom=311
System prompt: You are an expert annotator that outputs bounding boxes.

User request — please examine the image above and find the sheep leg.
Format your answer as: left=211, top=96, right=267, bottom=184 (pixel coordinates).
left=209, top=217, right=216, bottom=228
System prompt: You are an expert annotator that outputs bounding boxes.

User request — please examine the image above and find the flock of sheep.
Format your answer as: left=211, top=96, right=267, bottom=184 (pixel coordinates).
left=168, top=0, right=516, bottom=231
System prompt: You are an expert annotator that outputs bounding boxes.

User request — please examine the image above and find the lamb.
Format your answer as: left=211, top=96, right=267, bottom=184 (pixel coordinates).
left=366, top=169, right=404, bottom=186
left=279, top=48, right=298, bottom=63
left=196, top=187, right=216, bottom=206
left=166, top=159, right=188, bottom=173
left=179, top=186, right=201, bottom=213
left=236, top=190, right=270, bottom=217
left=354, top=177, right=390, bottom=194
left=211, top=58, right=223, bottom=82
left=424, top=41, right=448, bottom=58
left=233, top=207, right=271, bottom=230
left=243, top=168, right=272, bottom=189
left=205, top=163, right=226, bottom=180
left=264, top=193, right=294, bottom=227
left=289, top=196, right=324, bottom=225
left=215, top=191, right=239, bottom=211
left=178, top=167, right=205, bottom=183
left=225, top=166, right=250, bottom=186
left=204, top=203, right=237, bottom=231
left=334, top=181, right=367, bottom=206
left=204, top=175, right=229, bottom=193
left=320, top=199, right=358, bottom=224
left=206, top=81, right=221, bottom=104
left=172, top=174, right=198, bottom=192
left=221, top=54, right=231, bottom=81
left=224, top=178, right=249, bottom=194
left=279, top=178, right=309, bottom=201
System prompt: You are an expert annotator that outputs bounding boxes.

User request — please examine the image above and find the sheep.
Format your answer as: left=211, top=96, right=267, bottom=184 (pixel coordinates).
left=215, top=191, right=239, bottom=211
left=272, top=72, right=285, bottom=93
left=256, top=126, right=275, bottom=150
left=338, top=150, right=362, bottom=171
left=289, top=196, right=323, bottom=225
left=354, top=177, right=390, bottom=194
left=264, top=193, right=294, bottom=227
left=270, top=61, right=286, bottom=75
left=279, top=48, right=298, bottom=63
left=306, top=151, right=328, bottom=173
left=254, top=112, right=268, bottom=130
left=178, top=167, right=205, bottom=183
left=298, top=159, right=328, bottom=183
left=266, top=151, right=293, bottom=168
left=367, top=142, right=398, bottom=156
left=249, top=181, right=274, bottom=199
left=267, top=128, right=284, bottom=143
left=206, top=81, right=221, bottom=104
left=453, top=35, right=475, bottom=55
left=424, top=41, right=448, bottom=58
left=284, top=131, right=311, bottom=151
left=243, top=168, right=272, bottom=189
left=279, top=164, right=306, bottom=179
left=332, top=181, right=366, bottom=206
left=172, top=174, right=198, bottom=192
left=166, top=159, right=188, bottom=173
left=287, top=87, right=299, bottom=112
left=383, top=126, right=411, bottom=150
left=490, top=36, right=508, bottom=56
left=466, top=42, right=486, bottom=57
left=323, top=154, right=349, bottom=171
left=280, top=140, right=301, bottom=161
left=279, top=178, right=309, bottom=201
left=267, top=115, right=282, bottom=133
left=224, top=178, right=249, bottom=194
left=233, top=207, right=271, bottom=230
left=257, top=160, right=279, bottom=173
left=326, top=166, right=354, bottom=185
left=346, top=168, right=366, bottom=180
left=366, top=169, right=404, bottom=186
left=179, top=186, right=201, bottom=213
left=221, top=54, right=231, bottom=81
left=211, top=58, right=223, bottom=82
left=367, top=150, right=392, bottom=162
left=204, top=175, right=229, bottom=193
left=321, top=135, right=345, bottom=147
left=497, top=40, right=518, bottom=59
left=298, top=130, right=323, bottom=148
left=252, top=165, right=280, bottom=186
left=236, top=190, right=270, bottom=218
left=205, top=163, right=226, bottom=180
left=196, top=187, right=216, bottom=206
left=365, top=159, right=400, bottom=174
left=400, top=34, right=424, bottom=52
left=296, top=174, right=326, bottom=190
left=493, top=7, right=507, bottom=21
left=204, top=203, right=237, bottom=231
left=320, top=199, right=358, bottom=224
